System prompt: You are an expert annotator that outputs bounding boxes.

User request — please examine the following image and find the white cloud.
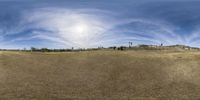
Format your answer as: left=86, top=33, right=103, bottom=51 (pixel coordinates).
left=2, top=7, right=199, bottom=48
left=21, top=8, right=183, bottom=48
left=22, top=8, right=120, bottom=48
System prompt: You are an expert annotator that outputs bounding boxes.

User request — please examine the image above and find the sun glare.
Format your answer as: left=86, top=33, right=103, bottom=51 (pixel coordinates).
left=74, top=23, right=89, bottom=34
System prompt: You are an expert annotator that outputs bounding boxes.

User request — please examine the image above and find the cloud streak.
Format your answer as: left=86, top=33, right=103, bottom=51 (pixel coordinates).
left=1, top=1, right=200, bottom=48
left=20, top=8, right=121, bottom=48
left=17, top=8, right=186, bottom=48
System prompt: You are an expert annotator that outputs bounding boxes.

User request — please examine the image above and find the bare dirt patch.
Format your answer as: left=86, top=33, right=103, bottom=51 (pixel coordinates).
left=0, top=51, right=200, bottom=100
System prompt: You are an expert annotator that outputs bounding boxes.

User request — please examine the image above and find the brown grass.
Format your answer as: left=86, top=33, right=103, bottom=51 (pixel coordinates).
left=0, top=50, right=200, bottom=100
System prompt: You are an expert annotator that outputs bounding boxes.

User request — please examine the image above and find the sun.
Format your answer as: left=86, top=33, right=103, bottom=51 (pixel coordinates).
left=74, top=23, right=89, bottom=35
left=66, top=21, right=92, bottom=46
left=74, top=23, right=87, bottom=33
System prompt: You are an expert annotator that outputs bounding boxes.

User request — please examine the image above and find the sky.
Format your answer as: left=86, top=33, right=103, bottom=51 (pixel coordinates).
left=0, top=0, right=200, bottom=49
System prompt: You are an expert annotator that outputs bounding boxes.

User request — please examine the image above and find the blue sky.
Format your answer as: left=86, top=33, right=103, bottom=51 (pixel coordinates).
left=0, top=0, right=200, bottom=49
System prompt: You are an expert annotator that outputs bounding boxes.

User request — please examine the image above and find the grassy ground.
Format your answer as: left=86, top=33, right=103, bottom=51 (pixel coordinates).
left=0, top=50, right=200, bottom=100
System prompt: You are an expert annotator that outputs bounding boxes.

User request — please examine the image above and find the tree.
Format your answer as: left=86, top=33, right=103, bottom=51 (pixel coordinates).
left=129, top=42, right=133, bottom=48
left=41, top=48, right=49, bottom=52
left=31, top=47, right=37, bottom=52
left=161, top=43, right=163, bottom=46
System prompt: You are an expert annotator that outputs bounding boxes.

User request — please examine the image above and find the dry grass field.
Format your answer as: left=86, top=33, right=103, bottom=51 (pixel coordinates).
left=0, top=50, right=200, bottom=100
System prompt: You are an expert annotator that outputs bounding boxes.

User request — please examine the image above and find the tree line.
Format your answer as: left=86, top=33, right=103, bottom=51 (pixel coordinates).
left=0, top=43, right=199, bottom=52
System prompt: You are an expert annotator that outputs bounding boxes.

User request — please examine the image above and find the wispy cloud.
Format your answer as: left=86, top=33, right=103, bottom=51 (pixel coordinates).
left=0, top=7, right=195, bottom=48
left=18, top=8, right=186, bottom=48
left=1, top=0, right=200, bottom=48
left=18, top=7, right=126, bottom=48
